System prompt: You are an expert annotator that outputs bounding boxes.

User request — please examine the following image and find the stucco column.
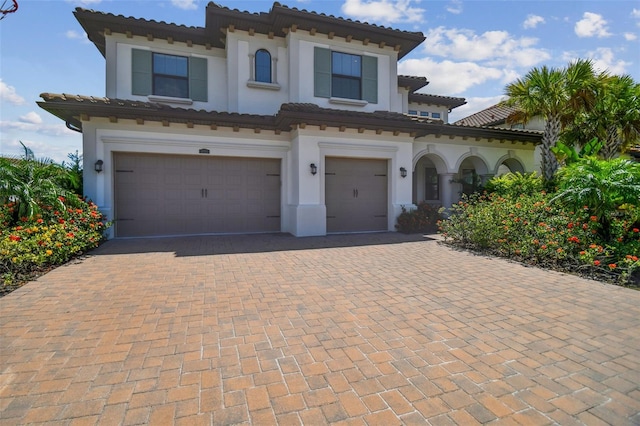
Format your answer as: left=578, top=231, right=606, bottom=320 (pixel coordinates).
left=248, top=53, right=255, bottom=81
left=439, top=173, right=457, bottom=208
left=272, top=57, right=278, bottom=84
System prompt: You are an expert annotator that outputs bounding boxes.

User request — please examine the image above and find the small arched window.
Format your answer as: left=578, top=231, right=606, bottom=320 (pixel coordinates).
left=255, top=49, right=271, bottom=83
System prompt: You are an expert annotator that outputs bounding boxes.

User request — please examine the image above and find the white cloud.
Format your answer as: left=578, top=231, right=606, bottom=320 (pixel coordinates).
left=446, top=0, right=462, bottom=15
left=587, top=47, right=630, bottom=75
left=0, top=80, right=26, bottom=105
left=624, top=32, right=637, bottom=41
left=0, top=120, right=76, bottom=137
left=423, top=27, right=550, bottom=68
left=65, top=30, right=83, bottom=40
left=341, top=0, right=425, bottom=24
left=399, top=58, right=505, bottom=95
left=633, top=9, right=640, bottom=27
left=523, top=14, right=545, bottom=29
left=19, top=112, right=43, bottom=125
left=171, top=0, right=198, bottom=10
left=575, top=12, right=611, bottom=38
left=449, top=95, right=506, bottom=123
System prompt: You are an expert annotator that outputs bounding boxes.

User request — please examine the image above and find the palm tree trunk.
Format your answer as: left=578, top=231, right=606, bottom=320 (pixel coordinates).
left=541, top=115, right=561, bottom=180
left=601, top=125, right=620, bottom=160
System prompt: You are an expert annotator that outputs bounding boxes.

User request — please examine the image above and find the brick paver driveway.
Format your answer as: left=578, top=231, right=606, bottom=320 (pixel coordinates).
left=1, top=233, right=639, bottom=425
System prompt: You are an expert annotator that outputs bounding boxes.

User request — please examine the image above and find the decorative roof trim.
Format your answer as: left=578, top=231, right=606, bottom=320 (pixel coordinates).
left=75, top=2, right=426, bottom=59
left=73, top=8, right=209, bottom=58
left=37, top=93, right=542, bottom=144
left=205, top=2, right=425, bottom=58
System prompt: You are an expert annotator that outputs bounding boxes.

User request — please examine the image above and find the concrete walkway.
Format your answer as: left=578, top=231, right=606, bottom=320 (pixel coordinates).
left=1, top=233, right=639, bottom=425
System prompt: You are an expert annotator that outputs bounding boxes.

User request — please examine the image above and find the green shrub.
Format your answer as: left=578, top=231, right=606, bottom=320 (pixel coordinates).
left=439, top=190, right=639, bottom=287
left=485, top=172, right=544, bottom=197
left=0, top=156, right=81, bottom=221
left=552, top=157, right=640, bottom=241
left=396, top=202, right=441, bottom=233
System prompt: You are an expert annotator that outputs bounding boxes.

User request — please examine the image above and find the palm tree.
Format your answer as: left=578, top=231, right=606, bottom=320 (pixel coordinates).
left=0, top=145, right=80, bottom=222
left=593, top=75, right=640, bottom=160
left=503, top=59, right=600, bottom=181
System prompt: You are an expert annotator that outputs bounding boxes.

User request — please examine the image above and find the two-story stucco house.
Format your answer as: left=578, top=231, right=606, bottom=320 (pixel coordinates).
left=38, top=2, right=541, bottom=238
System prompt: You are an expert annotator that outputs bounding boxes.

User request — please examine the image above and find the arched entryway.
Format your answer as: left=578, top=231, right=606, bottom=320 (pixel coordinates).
left=412, top=153, right=458, bottom=207
left=456, top=155, right=490, bottom=197
left=495, top=157, right=525, bottom=176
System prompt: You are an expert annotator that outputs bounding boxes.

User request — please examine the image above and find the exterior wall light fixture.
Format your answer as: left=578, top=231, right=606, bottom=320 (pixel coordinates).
left=400, top=167, right=407, bottom=178
left=310, top=163, right=317, bottom=175
left=95, top=160, right=104, bottom=173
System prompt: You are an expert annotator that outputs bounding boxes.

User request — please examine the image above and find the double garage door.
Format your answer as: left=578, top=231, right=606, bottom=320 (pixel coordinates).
left=114, top=153, right=281, bottom=237
left=114, top=154, right=388, bottom=237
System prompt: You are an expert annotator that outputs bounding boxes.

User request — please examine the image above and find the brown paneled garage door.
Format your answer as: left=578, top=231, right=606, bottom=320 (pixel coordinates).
left=114, top=153, right=281, bottom=237
left=325, top=157, right=388, bottom=233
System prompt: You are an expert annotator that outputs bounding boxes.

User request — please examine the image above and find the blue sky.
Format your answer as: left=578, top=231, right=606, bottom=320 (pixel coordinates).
left=1, top=0, right=639, bottom=163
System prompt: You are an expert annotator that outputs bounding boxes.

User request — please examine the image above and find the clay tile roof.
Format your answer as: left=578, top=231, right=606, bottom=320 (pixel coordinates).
left=73, top=8, right=208, bottom=57
left=408, top=93, right=467, bottom=110
left=454, top=103, right=517, bottom=127
left=74, top=3, right=425, bottom=59
left=205, top=2, right=425, bottom=58
left=37, top=93, right=278, bottom=130
left=38, top=93, right=542, bottom=143
left=398, top=75, right=429, bottom=92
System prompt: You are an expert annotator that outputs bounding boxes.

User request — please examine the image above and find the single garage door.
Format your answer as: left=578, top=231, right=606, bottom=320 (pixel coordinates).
left=325, top=157, right=388, bottom=233
left=114, top=153, right=280, bottom=237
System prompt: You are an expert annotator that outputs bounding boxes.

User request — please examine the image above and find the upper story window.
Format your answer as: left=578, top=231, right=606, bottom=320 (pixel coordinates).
left=331, top=52, right=361, bottom=99
left=314, top=47, right=378, bottom=104
left=419, top=111, right=429, bottom=117
left=153, top=53, right=189, bottom=98
left=255, top=49, right=272, bottom=83
left=131, top=48, right=208, bottom=102
left=431, top=112, right=441, bottom=119
left=408, top=110, right=418, bottom=116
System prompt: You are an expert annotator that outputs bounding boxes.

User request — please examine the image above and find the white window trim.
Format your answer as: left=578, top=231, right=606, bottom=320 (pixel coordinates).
left=329, top=97, right=368, bottom=107
left=246, top=81, right=281, bottom=91
left=148, top=95, right=193, bottom=105
left=249, top=51, right=278, bottom=85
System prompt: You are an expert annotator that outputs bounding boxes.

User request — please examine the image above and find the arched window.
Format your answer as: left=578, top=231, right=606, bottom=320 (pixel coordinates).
left=255, top=49, right=271, bottom=83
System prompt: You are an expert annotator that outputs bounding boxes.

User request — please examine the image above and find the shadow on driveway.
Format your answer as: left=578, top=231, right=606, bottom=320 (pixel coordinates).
left=92, top=232, right=436, bottom=257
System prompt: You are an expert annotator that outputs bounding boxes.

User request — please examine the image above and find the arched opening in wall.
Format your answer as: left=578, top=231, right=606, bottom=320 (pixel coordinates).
left=412, top=154, right=446, bottom=204
left=457, top=156, right=489, bottom=196
left=496, top=157, right=525, bottom=176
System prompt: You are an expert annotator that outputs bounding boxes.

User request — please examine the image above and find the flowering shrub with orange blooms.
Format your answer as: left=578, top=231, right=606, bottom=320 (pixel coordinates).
left=439, top=191, right=640, bottom=287
left=0, top=196, right=109, bottom=287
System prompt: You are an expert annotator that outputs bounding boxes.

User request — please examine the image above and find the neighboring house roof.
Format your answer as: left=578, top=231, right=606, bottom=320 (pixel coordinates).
left=454, top=104, right=517, bottom=127
left=75, top=2, right=426, bottom=59
left=398, top=75, right=429, bottom=92
left=37, top=93, right=542, bottom=144
left=409, top=93, right=467, bottom=110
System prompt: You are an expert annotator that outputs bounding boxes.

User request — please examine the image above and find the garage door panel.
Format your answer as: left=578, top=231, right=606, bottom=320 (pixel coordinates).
left=325, top=157, right=388, bottom=233
left=114, top=153, right=280, bottom=237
